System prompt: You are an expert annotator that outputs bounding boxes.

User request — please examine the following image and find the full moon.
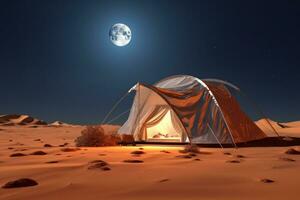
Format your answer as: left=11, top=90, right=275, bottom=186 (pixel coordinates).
left=109, top=23, right=131, bottom=47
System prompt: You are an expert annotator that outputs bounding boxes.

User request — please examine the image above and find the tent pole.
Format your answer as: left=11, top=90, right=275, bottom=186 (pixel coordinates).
left=186, top=130, right=193, bottom=145
left=207, top=124, right=224, bottom=149
left=194, top=79, right=237, bottom=148
left=215, top=104, right=237, bottom=149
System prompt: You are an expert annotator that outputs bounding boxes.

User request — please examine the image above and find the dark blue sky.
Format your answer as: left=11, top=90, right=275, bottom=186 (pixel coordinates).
left=1, top=0, right=299, bottom=124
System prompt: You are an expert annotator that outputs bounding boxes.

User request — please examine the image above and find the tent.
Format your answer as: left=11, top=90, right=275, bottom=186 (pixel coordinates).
left=117, top=75, right=274, bottom=147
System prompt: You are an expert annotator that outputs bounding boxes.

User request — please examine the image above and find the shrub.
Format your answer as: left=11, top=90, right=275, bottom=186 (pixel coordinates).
left=75, top=126, right=119, bottom=147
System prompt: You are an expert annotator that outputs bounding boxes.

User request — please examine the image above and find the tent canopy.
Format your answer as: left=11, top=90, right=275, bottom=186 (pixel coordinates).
left=118, top=75, right=266, bottom=146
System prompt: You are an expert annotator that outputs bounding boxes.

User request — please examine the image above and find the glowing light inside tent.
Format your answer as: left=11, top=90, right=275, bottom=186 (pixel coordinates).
left=146, top=110, right=182, bottom=142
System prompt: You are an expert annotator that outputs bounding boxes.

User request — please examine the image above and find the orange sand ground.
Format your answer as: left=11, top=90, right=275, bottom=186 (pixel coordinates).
left=0, top=121, right=300, bottom=200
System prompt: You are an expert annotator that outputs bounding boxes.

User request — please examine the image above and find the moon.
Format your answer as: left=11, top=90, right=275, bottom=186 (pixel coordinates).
left=109, top=23, right=131, bottom=47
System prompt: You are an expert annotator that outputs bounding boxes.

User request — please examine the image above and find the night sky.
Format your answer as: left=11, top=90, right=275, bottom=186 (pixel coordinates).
left=1, top=0, right=300, bottom=124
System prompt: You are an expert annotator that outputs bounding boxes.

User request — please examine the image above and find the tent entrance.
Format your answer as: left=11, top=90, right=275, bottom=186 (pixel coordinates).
left=143, top=107, right=183, bottom=142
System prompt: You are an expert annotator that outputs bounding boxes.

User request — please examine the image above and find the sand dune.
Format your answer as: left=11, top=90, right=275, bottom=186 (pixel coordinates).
left=49, top=121, right=75, bottom=127
left=256, top=118, right=300, bottom=137
left=281, top=121, right=300, bottom=128
left=0, top=114, right=47, bottom=126
left=0, top=119, right=299, bottom=200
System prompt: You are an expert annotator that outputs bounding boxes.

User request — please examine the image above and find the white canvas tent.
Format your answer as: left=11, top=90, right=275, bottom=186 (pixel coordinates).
left=117, top=75, right=273, bottom=147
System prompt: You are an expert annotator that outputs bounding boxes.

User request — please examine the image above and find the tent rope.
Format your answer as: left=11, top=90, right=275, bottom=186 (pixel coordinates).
left=207, top=124, right=224, bottom=149
left=101, top=91, right=130, bottom=124
left=106, top=109, right=130, bottom=124
left=239, top=91, right=280, bottom=137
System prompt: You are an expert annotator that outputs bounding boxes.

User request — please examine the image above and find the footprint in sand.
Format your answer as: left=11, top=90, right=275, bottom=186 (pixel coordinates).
left=2, top=178, right=38, bottom=188
left=44, top=144, right=53, bottom=147
left=279, top=157, right=296, bottom=162
left=61, top=147, right=80, bottom=152
left=59, top=142, right=69, bottom=147
left=226, top=160, right=241, bottom=163
left=123, top=159, right=144, bottom=163
left=101, top=167, right=111, bottom=171
left=175, top=155, right=193, bottom=159
left=10, top=153, right=26, bottom=157
left=30, top=151, right=47, bottom=155
left=131, top=150, right=145, bottom=155
left=160, top=150, right=170, bottom=154
left=260, top=178, right=275, bottom=183
left=158, top=179, right=169, bottom=183
left=88, top=160, right=110, bottom=171
left=45, top=160, right=59, bottom=164
left=285, top=148, right=300, bottom=155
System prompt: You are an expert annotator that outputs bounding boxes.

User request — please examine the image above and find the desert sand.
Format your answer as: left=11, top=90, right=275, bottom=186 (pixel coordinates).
left=0, top=115, right=300, bottom=200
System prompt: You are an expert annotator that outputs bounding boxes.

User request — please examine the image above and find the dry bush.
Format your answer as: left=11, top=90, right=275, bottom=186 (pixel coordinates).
left=75, top=126, right=119, bottom=147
